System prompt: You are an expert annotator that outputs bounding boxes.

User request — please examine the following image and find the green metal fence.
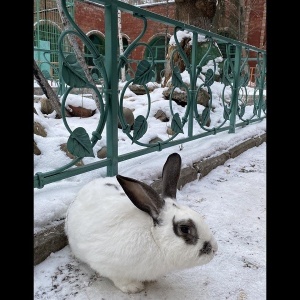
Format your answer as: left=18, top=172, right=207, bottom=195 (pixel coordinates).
left=34, top=0, right=75, bottom=81
left=34, top=0, right=266, bottom=189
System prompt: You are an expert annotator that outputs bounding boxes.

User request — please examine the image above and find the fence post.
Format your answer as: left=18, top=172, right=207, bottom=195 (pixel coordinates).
left=188, top=31, right=198, bottom=137
left=105, top=0, right=119, bottom=176
left=257, top=52, right=266, bottom=118
left=228, top=45, right=242, bottom=133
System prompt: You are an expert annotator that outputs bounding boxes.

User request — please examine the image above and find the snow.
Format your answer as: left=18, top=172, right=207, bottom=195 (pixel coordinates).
left=34, top=142, right=266, bottom=299
left=63, top=94, right=97, bottom=110
left=34, top=73, right=266, bottom=298
left=169, top=30, right=208, bottom=46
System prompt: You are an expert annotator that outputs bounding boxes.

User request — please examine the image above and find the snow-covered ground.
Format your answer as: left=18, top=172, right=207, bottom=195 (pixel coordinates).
left=34, top=142, right=266, bottom=300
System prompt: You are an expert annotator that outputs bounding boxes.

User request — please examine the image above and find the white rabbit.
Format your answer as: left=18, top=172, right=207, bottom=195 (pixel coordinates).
left=65, top=153, right=218, bottom=293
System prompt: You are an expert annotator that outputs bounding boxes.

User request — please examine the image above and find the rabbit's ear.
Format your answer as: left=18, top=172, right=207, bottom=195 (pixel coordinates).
left=161, top=153, right=182, bottom=200
left=116, top=175, right=165, bottom=222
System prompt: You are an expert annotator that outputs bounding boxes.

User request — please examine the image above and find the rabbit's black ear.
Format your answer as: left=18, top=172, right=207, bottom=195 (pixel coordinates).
left=161, top=153, right=182, bottom=200
left=116, top=175, right=165, bottom=222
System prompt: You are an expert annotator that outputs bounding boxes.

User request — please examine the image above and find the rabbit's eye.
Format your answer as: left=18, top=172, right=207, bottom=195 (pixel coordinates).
left=180, top=225, right=190, bottom=234
left=173, top=217, right=199, bottom=245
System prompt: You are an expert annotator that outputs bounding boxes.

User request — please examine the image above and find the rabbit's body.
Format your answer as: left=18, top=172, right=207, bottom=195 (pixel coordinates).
left=65, top=153, right=218, bottom=293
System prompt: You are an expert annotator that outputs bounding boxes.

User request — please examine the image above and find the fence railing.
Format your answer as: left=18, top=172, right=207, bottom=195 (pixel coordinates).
left=34, top=0, right=266, bottom=189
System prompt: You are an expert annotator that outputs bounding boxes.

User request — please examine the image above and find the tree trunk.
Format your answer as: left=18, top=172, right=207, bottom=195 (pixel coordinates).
left=174, top=0, right=217, bottom=29
left=33, top=59, right=71, bottom=118
left=56, top=0, right=100, bottom=110
left=162, top=0, right=217, bottom=87
left=162, top=37, right=192, bottom=87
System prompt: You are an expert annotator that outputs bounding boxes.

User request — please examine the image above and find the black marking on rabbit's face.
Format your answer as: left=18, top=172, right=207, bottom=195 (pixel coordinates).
left=105, top=183, right=119, bottom=190
left=199, top=241, right=213, bottom=256
left=172, top=217, right=198, bottom=245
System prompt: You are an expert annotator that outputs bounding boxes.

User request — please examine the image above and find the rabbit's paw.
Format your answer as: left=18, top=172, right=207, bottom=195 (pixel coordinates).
left=112, top=278, right=145, bottom=294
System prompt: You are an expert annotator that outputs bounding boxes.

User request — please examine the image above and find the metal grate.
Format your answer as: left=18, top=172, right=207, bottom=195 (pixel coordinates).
left=34, top=0, right=75, bottom=78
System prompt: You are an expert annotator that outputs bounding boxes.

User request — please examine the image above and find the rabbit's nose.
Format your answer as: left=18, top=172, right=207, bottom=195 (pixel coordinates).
left=200, top=241, right=212, bottom=254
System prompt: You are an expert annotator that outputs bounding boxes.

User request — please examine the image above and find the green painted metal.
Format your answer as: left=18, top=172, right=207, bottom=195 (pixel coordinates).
left=144, top=35, right=170, bottom=83
left=33, top=0, right=267, bottom=189
left=189, top=31, right=198, bottom=137
left=104, top=0, right=119, bottom=176
left=34, top=0, right=75, bottom=94
left=228, top=45, right=241, bottom=133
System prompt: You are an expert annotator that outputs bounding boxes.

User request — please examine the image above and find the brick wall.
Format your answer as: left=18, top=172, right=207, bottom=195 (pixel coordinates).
left=243, top=0, right=266, bottom=68
left=75, top=2, right=175, bottom=61
left=75, top=2, right=105, bottom=34
left=74, top=1, right=265, bottom=63
left=244, top=0, right=266, bottom=48
left=121, top=4, right=175, bottom=61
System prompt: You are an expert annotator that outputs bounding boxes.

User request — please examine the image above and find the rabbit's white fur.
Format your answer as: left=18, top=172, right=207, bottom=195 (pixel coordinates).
left=65, top=153, right=218, bottom=293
